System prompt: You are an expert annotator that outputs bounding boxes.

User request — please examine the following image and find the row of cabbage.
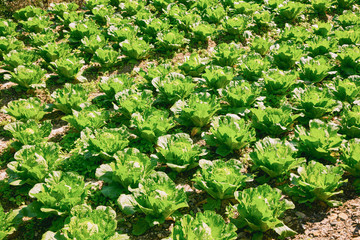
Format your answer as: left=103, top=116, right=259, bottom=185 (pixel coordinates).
left=0, top=0, right=360, bottom=239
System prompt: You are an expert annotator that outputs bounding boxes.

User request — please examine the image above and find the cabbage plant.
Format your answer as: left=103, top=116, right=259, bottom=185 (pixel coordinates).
left=156, top=133, right=206, bottom=172
left=285, top=161, right=346, bottom=206
left=42, top=204, right=129, bottom=240
left=228, top=184, right=296, bottom=239
left=165, top=211, right=237, bottom=240
left=7, top=143, right=62, bottom=186
left=340, top=105, right=360, bottom=138
left=62, top=106, right=109, bottom=131
left=2, top=97, right=46, bottom=122
left=295, top=119, right=344, bottom=162
left=4, top=120, right=52, bottom=145
left=114, top=89, right=153, bottom=119
left=201, top=66, right=234, bottom=89
left=118, top=171, right=188, bottom=232
left=5, top=65, right=47, bottom=89
left=96, top=148, right=157, bottom=199
left=193, top=159, right=253, bottom=199
left=204, top=114, right=256, bottom=156
left=29, top=171, right=89, bottom=215
left=250, top=137, right=305, bottom=178
left=171, top=92, right=220, bottom=129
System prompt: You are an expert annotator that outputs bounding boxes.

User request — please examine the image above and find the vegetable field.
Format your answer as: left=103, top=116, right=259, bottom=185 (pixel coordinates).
left=0, top=0, right=360, bottom=239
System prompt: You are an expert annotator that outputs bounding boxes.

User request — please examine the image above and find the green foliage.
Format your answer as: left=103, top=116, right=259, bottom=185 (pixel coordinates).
left=156, top=133, right=206, bottom=172
left=79, top=127, right=129, bottom=158
left=337, top=46, right=360, bottom=77
left=99, top=74, right=133, bottom=99
left=152, top=72, right=195, bottom=104
left=251, top=106, right=300, bottom=136
left=2, top=97, right=46, bottom=122
left=13, top=6, right=46, bottom=21
left=250, top=137, right=305, bottom=178
left=220, top=81, right=262, bottom=112
left=118, top=171, right=188, bottom=227
left=212, top=42, right=242, bottom=67
left=96, top=148, right=156, bottom=199
left=202, top=66, right=234, bottom=89
left=38, top=42, right=72, bottom=63
left=81, top=35, right=107, bottom=55
left=0, top=36, right=24, bottom=55
left=5, top=65, right=47, bottom=89
left=179, top=52, right=207, bottom=77
left=7, top=143, right=62, bottom=186
left=222, top=15, right=247, bottom=36
left=340, top=105, right=360, bottom=138
left=193, top=159, right=252, bottom=199
left=298, top=57, right=332, bottom=83
left=311, top=0, right=333, bottom=14
left=278, top=1, right=305, bottom=22
left=29, top=171, right=89, bottom=215
left=285, top=161, right=346, bottom=206
left=29, top=30, right=59, bottom=47
left=114, top=89, right=153, bottom=119
left=0, top=19, right=17, bottom=37
left=332, top=78, right=360, bottom=103
left=43, top=204, right=128, bottom=240
left=20, top=16, right=52, bottom=33
left=63, top=106, right=110, bottom=131
left=107, top=24, right=137, bottom=42
left=295, top=119, right=344, bottom=162
left=171, top=92, right=221, bottom=128
left=239, top=54, right=270, bottom=81
left=51, top=83, right=89, bottom=114
left=272, top=44, right=303, bottom=70
left=203, top=6, right=226, bottom=24
left=130, top=108, right=175, bottom=143
left=50, top=56, right=86, bottom=82
left=49, top=2, right=79, bottom=18
left=0, top=205, right=18, bottom=240
left=228, top=184, right=296, bottom=238
left=204, top=114, right=256, bottom=156
left=306, top=36, right=336, bottom=57
left=120, top=38, right=152, bottom=60
left=263, top=70, right=297, bottom=96
left=340, top=139, right=360, bottom=177
left=93, top=48, right=120, bottom=68
left=293, top=87, right=341, bottom=119
left=69, top=20, right=101, bottom=43
left=166, top=211, right=237, bottom=240
left=4, top=120, right=52, bottom=145
left=156, top=31, right=189, bottom=51
left=91, top=5, right=115, bottom=25
left=251, top=36, right=273, bottom=56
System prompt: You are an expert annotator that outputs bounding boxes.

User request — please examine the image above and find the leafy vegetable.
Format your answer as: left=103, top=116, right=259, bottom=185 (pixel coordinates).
left=285, top=161, right=346, bottom=206
left=2, top=97, right=46, bottom=122
left=202, top=66, right=234, bottom=89
left=294, top=119, right=344, bottom=162
left=204, top=114, right=256, bottom=156
left=251, top=106, right=300, bottom=136
left=114, top=89, right=153, bottom=119
left=5, top=65, right=47, bottom=89
left=193, top=159, right=252, bottom=199
left=118, top=171, right=188, bottom=228
left=228, top=184, right=296, bottom=238
left=43, top=204, right=129, bottom=240
left=62, top=106, right=110, bottom=131
left=152, top=72, right=195, bottom=104
left=51, top=83, right=89, bottom=114
left=340, top=139, right=360, bottom=177
left=171, top=92, right=221, bottom=128
left=340, top=105, right=360, bottom=138
left=292, top=87, right=341, bottom=119
left=29, top=171, right=89, bottom=215
left=50, top=56, right=86, bottom=82
left=96, top=148, right=156, bottom=198
left=99, top=74, right=133, bottom=99
left=130, top=108, right=175, bottom=143
left=165, top=210, right=237, bottom=240
left=250, top=137, right=305, bottom=178
left=156, top=133, right=206, bottom=172
left=4, top=120, right=52, bottom=145
left=7, top=142, right=62, bottom=186
left=179, top=52, right=207, bottom=77
left=212, top=42, right=242, bottom=67
left=120, top=38, right=152, bottom=60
